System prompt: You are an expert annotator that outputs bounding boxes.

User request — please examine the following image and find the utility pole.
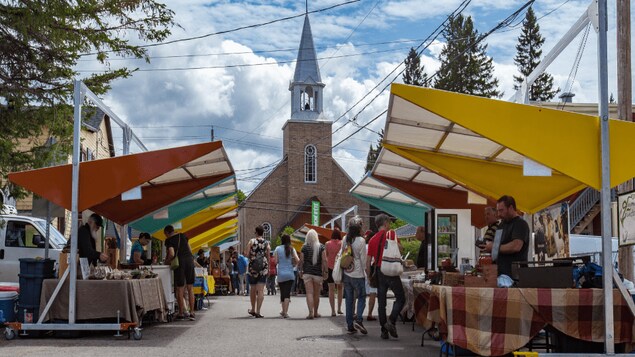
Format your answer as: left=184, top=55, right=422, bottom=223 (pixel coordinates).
left=616, top=0, right=633, bottom=282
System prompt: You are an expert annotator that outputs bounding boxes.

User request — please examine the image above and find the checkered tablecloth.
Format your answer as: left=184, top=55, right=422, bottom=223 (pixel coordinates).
left=413, top=283, right=635, bottom=356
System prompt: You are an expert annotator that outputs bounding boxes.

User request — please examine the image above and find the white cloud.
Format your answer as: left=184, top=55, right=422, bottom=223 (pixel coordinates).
left=91, top=0, right=634, bottom=194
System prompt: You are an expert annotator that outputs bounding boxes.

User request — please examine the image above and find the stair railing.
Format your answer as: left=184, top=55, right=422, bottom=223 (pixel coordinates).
left=569, top=188, right=601, bottom=229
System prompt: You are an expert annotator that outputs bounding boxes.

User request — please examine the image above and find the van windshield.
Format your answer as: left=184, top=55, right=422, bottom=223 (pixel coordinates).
left=33, top=221, right=67, bottom=249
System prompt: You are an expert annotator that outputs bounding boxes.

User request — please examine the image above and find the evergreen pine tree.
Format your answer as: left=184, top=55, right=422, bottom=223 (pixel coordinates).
left=434, top=14, right=501, bottom=98
left=402, top=47, right=428, bottom=86
left=365, top=129, right=384, bottom=173
left=513, top=7, right=558, bottom=101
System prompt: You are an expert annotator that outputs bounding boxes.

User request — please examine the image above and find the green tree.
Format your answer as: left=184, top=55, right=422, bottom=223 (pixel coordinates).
left=513, top=7, right=558, bottom=101
left=365, top=129, right=383, bottom=173
left=434, top=14, right=501, bottom=98
left=0, top=1, right=175, bottom=199
left=402, top=47, right=428, bottom=86
left=272, top=226, right=295, bottom=250
left=389, top=218, right=407, bottom=230
left=237, top=190, right=247, bottom=204
left=401, top=240, right=421, bottom=262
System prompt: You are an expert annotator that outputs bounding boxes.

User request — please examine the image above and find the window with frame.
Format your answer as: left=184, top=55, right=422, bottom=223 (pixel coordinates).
left=5, top=221, right=44, bottom=248
left=304, top=144, right=317, bottom=183
left=261, top=222, right=272, bottom=241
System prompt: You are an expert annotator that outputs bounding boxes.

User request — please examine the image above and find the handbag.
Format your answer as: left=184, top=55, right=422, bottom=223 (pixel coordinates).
left=369, top=232, right=385, bottom=288
left=340, top=244, right=354, bottom=270
left=170, top=234, right=182, bottom=271
left=380, top=230, right=403, bottom=277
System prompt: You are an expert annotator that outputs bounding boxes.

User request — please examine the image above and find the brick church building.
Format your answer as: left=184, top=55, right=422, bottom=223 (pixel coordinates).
left=238, top=14, right=368, bottom=245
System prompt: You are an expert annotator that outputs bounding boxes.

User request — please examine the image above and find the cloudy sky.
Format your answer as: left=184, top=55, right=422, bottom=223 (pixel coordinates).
left=78, top=0, right=634, bottom=194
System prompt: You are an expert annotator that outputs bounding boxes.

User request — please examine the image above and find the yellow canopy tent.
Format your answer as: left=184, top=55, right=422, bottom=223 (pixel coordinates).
left=383, top=84, right=635, bottom=213
left=187, top=218, right=238, bottom=249
left=191, top=231, right=238, bottom=253
left=151, top=200, right=237, bottom=239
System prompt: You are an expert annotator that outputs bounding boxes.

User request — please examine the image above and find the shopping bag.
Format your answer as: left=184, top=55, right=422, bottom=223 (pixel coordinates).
left=333, top=252, right=343, bottom=283
left=380, top=230, right=403, bottom=277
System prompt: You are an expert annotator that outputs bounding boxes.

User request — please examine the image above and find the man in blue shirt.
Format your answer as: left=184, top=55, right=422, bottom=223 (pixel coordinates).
left=129, top=232, right=151, bottom=265
left=237, top=252, right=249, bottom=295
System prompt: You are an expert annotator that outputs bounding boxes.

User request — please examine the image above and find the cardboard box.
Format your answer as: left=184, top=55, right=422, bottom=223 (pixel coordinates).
left=58, top=252, right=82, bottom=278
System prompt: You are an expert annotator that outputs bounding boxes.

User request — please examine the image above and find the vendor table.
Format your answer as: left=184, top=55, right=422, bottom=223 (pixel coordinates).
left=413, top=283, right=635, bottom=356
left=39, top=278, right=167, bottom=325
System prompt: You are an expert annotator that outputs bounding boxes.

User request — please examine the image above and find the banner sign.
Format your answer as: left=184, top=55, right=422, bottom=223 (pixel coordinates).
left=311, top=201, right=320, bottom=226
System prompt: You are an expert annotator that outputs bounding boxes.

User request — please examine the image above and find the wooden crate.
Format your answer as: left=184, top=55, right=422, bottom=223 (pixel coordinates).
left=106, top=248, right=119, bottom=269
left=464, top=264, right=497, bottom=287
left=442, top=271, right=464, bottom=286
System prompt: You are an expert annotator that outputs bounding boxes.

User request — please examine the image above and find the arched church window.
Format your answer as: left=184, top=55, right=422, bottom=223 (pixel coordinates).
left=304, top=144, right=317, bottom=183
left=262, top=222, right=272, bottom=241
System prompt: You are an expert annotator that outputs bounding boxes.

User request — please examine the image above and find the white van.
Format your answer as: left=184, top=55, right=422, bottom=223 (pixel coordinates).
left=0, top=209, right=63, bottom=283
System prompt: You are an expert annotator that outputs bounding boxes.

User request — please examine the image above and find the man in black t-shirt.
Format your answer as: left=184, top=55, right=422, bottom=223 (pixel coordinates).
left=484, top=195, right=529, bottom=277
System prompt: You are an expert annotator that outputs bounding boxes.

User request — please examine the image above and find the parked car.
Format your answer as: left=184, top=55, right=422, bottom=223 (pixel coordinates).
left=0, top=209, right=64, bottom=282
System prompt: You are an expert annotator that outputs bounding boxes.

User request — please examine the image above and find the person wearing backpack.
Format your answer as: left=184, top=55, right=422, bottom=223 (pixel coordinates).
left=246, top=225, right=270, bottom=318
left=365, top=214, right=405, bottom=340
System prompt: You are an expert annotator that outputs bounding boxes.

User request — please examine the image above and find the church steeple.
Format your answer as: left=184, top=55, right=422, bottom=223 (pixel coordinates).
left=289, top=14, right=325, bottom=121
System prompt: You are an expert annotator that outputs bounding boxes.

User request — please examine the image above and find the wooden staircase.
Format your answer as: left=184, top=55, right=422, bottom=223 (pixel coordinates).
left=571, top=202, right=601, bottom=234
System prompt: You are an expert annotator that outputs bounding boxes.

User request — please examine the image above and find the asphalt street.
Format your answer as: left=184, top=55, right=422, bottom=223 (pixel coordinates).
left=1, top=293, right=441, bottom=356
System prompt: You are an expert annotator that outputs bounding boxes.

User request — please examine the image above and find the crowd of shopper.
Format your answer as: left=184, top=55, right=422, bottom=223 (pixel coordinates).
left=238, top=214, right=405, bottom=339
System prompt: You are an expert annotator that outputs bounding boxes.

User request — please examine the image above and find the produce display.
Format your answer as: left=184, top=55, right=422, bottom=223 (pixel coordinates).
left=88, top=266, right=157, bottom=280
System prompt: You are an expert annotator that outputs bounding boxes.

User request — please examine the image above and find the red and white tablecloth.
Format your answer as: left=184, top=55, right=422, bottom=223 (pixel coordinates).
left=413, top=284, right=635, bottom=356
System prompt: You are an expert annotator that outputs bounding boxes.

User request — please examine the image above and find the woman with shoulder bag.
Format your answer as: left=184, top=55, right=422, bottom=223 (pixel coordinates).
left=342, top=220, right=368, bottom=335
left=246, top=225, right=270, bottom=318
left=298, top=229, right=327, bottom=319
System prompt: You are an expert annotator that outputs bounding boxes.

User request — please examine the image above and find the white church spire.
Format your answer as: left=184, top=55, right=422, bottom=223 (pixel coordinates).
left=289, top=14, right=325, bottom=121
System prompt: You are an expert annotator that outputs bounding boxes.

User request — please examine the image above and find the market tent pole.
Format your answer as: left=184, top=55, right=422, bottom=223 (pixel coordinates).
left=597, top=0, right=614, bottom=352
left=68, top=79, right=83, bottom=324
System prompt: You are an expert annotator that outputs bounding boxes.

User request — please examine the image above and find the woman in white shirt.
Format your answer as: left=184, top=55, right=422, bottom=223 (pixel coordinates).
left=342, top=220, right=367, bottom=335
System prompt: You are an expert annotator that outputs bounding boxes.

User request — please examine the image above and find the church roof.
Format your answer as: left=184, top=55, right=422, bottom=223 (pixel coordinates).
left=292, top=15, right=322, bottom=85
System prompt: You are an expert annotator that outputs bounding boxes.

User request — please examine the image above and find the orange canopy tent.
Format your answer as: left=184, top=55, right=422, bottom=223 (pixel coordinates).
left=8, top=141, right=235, bottom=225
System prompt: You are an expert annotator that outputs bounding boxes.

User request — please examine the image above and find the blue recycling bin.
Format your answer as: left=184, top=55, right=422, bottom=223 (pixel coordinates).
left=18, top=258, right=55, bottom=323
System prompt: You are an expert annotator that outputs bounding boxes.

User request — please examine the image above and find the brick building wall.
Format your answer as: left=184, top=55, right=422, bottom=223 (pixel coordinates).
left=239, top=120, right=368, bottom=249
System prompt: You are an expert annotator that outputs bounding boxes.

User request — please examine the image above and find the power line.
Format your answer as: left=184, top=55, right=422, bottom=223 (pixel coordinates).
left=327, top=0, right=472, bottom=137
left=78, top=38, right=429, bottom=62
left=78, top=47, right=408, bottom=73
left=80, top=0, right=360, bottom=56
left=331, top=0, right=537, bottom=149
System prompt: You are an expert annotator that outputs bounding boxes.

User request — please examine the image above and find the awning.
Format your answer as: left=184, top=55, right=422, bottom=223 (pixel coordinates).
left=293, top=224, right=342, bottom=245
left=187, top=218, right=238, bottom=249
left=8, top=141, right=235, bottom=224
left=128, top=172, right=237, bottom=235
left=150, top=197, right=238, bottom=239
left=361, top=148, right=494, bottom=227
left=192, top=231, right=238, bottom=253
left=217, top=240, right=240, bottom=253
left=382, top=84, right=635, bottom=213
left=351, top=174, right=429, bottom=227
